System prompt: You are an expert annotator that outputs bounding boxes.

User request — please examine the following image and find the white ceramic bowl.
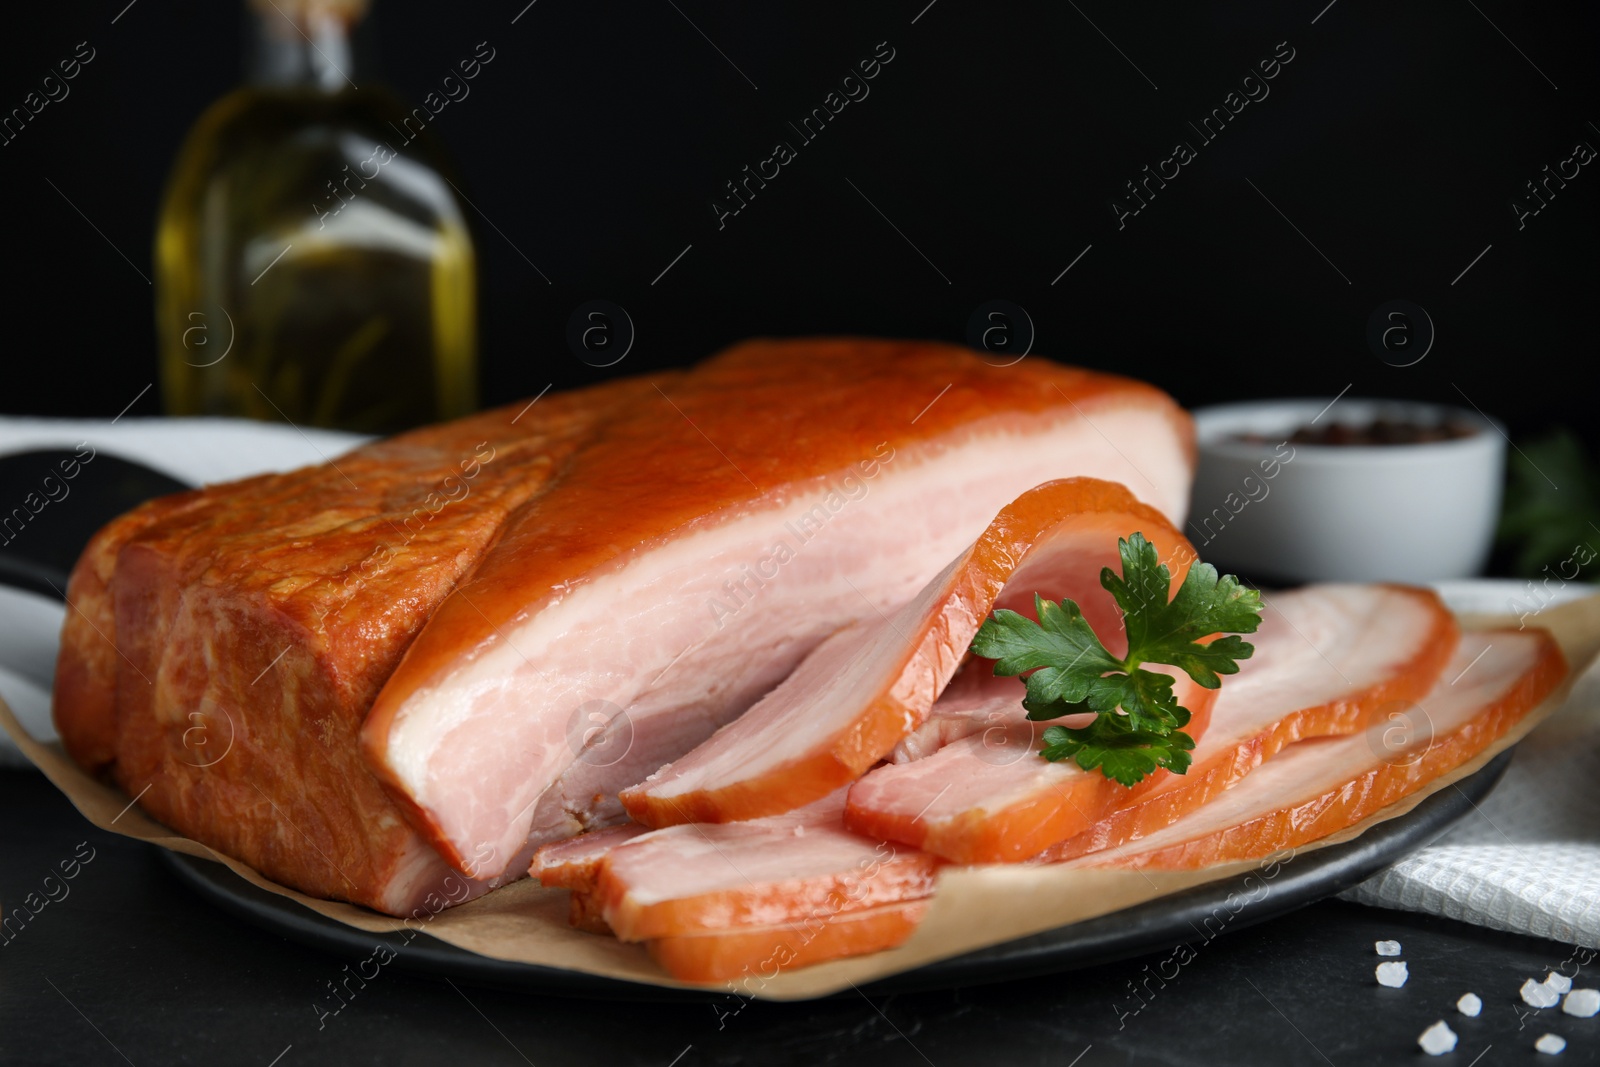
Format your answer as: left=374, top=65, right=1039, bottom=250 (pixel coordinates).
left=1188, top=398, right=1506, bottom=583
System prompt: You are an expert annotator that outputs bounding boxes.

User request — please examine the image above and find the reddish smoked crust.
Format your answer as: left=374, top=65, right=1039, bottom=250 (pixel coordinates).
left=532, top=833, right=643, bottom=933
left=622, top=478, right=1199, bottom=829
left=1109, top=628, right=1567, bottom=870
left=531, top=851, right=602, bottom=892
left=363, top=340, right=1194, bottom=860
left=569, top=894, right=615, bottom=935
left=862, top=687, right=1220, bottom=865
left=595, top=852, right=942, bottom=942
left=1035, top=586, right=1461, bottom=864
left=52, top=491, right=210, bottom=772
left=646, top=900, right=930, bottom=983
left=542, top=857, right=616, bottom=932
left=51, top=380, right=651, bottom=911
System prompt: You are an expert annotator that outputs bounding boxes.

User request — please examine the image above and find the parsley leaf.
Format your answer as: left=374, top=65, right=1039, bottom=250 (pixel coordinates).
left=970, top=532, right=1262, bottom=785
left=1104, top=533, right=1264, bottom=688
left=1496, top=428, right=1600, bottom=577
left=969, top=595, right=1122, bottom=704
left=1040, top=717, right=1197, bottom=787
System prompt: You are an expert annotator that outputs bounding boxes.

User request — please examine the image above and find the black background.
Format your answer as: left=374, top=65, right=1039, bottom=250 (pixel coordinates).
left=2, top=0, right=1596, bottom=445
left=5, top=7, right=1600, bottom=1064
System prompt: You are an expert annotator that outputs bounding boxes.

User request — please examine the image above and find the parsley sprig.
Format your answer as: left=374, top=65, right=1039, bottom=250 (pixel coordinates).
left=968, top=533, right=1263, bottom=786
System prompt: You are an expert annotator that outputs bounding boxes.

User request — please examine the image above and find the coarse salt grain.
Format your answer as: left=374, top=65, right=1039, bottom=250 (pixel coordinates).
left=1417, top=1021, right=1457, bottom=1056
left=1563, top=989, right=1600, bottom=1018
left=1375, top=940, right=1402, bottom=956
left=1535, top=1033, right=1567, bottom=1055
left=1523, top=978, right=1562, bottom=1008
left=1457, top=992, right=1482, bottom=1017
left=1546, top=971, right=1573, bottom=994
left=1376, top=961, right=1408, bottom=988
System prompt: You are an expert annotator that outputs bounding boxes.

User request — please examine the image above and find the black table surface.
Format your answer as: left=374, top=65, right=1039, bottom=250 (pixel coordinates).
left=3, top=769, right=1595, bottom=1066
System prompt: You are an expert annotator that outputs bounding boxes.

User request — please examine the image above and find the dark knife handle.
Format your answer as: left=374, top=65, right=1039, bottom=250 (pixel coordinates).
left=0, top=449, right=191, bottom=601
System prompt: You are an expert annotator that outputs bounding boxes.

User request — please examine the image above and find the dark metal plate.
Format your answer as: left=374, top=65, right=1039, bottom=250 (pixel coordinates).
left=159, top=749, right=1510, bottom=1000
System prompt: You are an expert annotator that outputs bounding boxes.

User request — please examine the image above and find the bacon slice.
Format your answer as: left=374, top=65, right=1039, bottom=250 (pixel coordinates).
left=530, top=824, right=651, bottom=932
left=647, top=900, right=930, bottom=983
left=532, top=793, right=938, bottom=974
left=596, top=822, right=937, bottom=943
left=1035, top=584, right=1459, bottom=863
left=1069, top=628, right=1565, bottom=869
left=530, top=823, right=650, bottom=890
left=889, top=667, right=1028, bottom=764
left=844, top=670, right=1219, bottom=863
left=620, top=478, right=1201, bottom=828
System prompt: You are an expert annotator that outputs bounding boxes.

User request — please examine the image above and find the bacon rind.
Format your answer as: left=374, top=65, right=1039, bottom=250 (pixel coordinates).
left=1078, top=628, right=1565, bottom=870
left=646, top=900, right=930, bottom=983
left=1035, top=585, right=1460, bottom=864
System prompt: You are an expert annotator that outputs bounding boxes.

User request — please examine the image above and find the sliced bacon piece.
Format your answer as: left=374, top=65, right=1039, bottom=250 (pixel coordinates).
left=587, top=793, right=939, bottom=942
left=889, top=668, right=1025, bottom=764
left=647, top=900, right=930, bottom=983
left=1069, top=628, right=1565, bottom=869
left=530, top=824, right=651, bottom=890
left=844, top=670, right=1219, bottom=864
left=530, top=824, right=650, bottom=932
left=1035, top=584, right=1459, bottom=863
left=364, top=343, right=1195, bottom=878
left=620, top=478, right=1200, bottom=828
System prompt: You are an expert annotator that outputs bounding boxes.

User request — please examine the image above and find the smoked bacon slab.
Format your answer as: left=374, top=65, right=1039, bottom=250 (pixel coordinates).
left=53, top=339, right=1193, bottom=912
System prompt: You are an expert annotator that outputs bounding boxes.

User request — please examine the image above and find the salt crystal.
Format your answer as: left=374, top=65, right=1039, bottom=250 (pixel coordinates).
left=1457, top=992, right=1482, bottom=1017
left=1546, top=971, right=1573, bottom=994
left=1376, top=961, right=1409, bottom=988
left=1535, top=1033, right=1567, bottom=1055
left=1523, top=978, right=1562, bottom=1008
left=1375, top=939, right=1402, bottom=956
left=1563, top=988, right=1600, bottom=1018
left=1417, top=1021, right=1457, bottom=1056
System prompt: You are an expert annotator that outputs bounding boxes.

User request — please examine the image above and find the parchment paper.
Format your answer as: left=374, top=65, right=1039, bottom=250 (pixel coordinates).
left=7, top=595, right=1600, bottom=1001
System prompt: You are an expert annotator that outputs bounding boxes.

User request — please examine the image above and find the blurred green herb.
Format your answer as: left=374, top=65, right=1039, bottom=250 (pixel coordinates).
left=1498, top=429, right=1600, bottom=578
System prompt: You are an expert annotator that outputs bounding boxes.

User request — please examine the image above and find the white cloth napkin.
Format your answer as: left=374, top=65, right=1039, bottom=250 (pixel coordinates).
left=0, top=415, right=367, bottom=488
left=1341, top=581, right=1600, bottom=949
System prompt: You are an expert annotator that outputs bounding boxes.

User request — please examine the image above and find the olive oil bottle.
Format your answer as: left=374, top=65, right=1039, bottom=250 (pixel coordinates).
left=156, top=0, right=476, bottom=434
